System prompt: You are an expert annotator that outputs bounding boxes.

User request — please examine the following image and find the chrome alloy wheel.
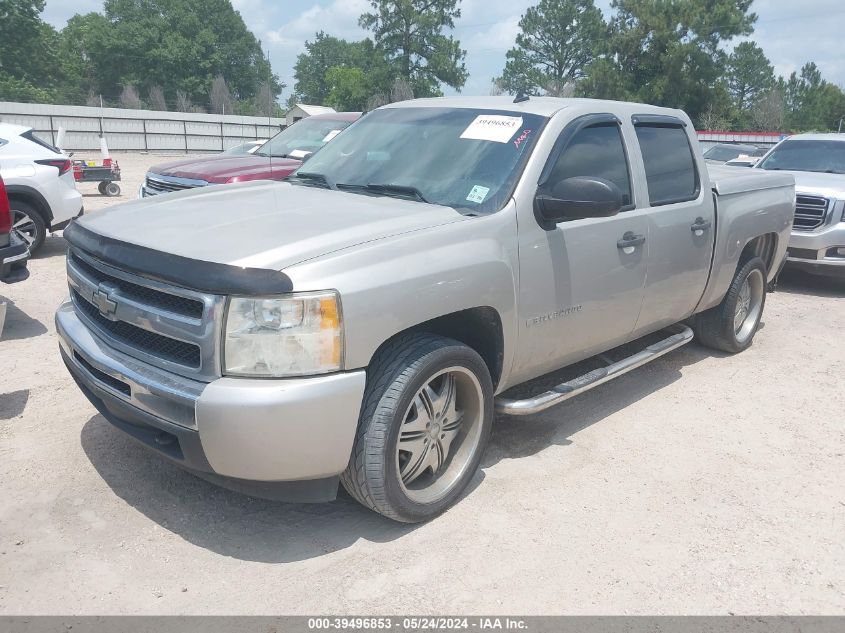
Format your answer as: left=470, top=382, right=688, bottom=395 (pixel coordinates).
left=396, top=366, right=485, bottom=505
left=734, top=268, right=765, bottom=344
left=12, top=209, right=37, bottom=246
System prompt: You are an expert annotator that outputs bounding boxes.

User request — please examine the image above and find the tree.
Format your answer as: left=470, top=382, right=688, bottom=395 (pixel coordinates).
left=61, top=0, right=281, bottom=107
left=209, top=75, right=233, bottom=114
left=148, top=85, right=167, bottom=111
left=726, top=41, right=774, bottom=113
left=750, top=89, right=785, bottom=131
left=290, top=33, right=388, bottom=107
left=175, top=90, right=193, bottom=113
left=325, top=67, right=370, bottom=111
left=359, top=0, right=467, bottom=97
left=598, top=0, right=757, bottom=122
left=783, top=63, right=845, bottom=131
left=119, top=84, right=142, bottom=109
left=499, top=0, right=606, bottom=96
left=0, top=0, right=66, bottom=102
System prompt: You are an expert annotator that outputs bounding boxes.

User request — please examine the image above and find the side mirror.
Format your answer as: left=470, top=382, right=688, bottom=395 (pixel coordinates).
left=535, top=176, right=624, bottom=228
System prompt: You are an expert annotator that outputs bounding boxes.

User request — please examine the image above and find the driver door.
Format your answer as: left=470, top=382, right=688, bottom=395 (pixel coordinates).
left=511, top=115, right=649, bottom=384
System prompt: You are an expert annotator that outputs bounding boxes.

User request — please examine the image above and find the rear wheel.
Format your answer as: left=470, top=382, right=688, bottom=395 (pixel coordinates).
left=97, top=181, right=107, bottom=195
left=11, top=201, right=47, bottom=254
left=695, top=257, right=767, bottom=353
left=104, top=182, right=121, bottom=197
left=341, top=334, right=493, bottom=522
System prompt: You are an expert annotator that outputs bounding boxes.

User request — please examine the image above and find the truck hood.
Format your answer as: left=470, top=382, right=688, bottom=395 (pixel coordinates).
left=765, top=170, right=845, bottom=199
left=150, top=155, right=301, bottom=183
left=76, top=181, right=467, bottom=270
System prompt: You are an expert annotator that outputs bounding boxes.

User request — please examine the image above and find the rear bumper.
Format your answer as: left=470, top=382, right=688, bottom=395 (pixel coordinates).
left=0, top=232, right=30, bottom=282
left=787, top=221, right=845, bottom=277
left=56, top=300, right=367, bottom=501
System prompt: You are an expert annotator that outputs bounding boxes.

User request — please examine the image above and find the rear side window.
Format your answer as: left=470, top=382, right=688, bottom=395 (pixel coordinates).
left=0, top=138, right=7, bottom=148
left=635, top=124, right=699, bottom=206
left=21, top=130, right=61, bottom=154
left=547, top=123, right=632, bottom=207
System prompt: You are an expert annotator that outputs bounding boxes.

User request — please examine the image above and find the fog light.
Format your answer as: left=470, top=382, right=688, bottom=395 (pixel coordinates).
left=837, top=247, right=845, bottom=257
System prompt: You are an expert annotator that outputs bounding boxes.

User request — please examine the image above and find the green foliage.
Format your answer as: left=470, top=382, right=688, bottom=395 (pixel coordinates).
left=0, top=0, right=67, bottom=101
left=290, top=33, right=390, bottom=108
left=499, top=0, right=606, bottom=96
left=726, top=41, right=774, bottom=113
left=359, top=0, right=467, bottom=97
left=782, top=63, right=845, bottom=132
left=324, top=67, right=370, bottom=111
left=586, top=0, right=757, bottom=123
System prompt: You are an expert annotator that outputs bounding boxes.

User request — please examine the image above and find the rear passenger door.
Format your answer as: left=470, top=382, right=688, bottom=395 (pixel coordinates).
left=631, top=116, right=715, bottom=334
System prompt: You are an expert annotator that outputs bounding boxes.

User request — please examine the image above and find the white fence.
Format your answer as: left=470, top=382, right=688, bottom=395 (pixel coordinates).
left=0, top=101, right=286, bottom=153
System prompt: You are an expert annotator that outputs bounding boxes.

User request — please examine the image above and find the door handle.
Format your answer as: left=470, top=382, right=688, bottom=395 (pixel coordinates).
left=691, top=217, right=712, bottom=233
left=617, top=231, right=646, bottom=250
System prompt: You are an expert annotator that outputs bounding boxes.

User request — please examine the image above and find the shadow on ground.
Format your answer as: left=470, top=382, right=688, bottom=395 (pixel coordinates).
left=33, top=234, right=68, bottom=261
left=0, top=389, right=29, bottom=420
left=776, top=269, right=845, bottom=298
left=80, top=339, right=714, bottom=563
left=0, top=298, right=47, bottom=341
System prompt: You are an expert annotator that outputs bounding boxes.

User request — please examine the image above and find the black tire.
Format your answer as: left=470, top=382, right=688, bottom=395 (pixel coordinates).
left=97, top=181, right=107, bottom=195
left=10, top=201, right=47, bottom=254
left=695, top=256, right=767, bottom=353
left=104, top=182, right=121, bottom=197
left=341, top=333, right=494, bottom=523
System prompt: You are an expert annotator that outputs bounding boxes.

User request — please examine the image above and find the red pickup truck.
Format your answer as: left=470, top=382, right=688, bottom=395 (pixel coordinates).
left=140, top=112, right=360, bottom=197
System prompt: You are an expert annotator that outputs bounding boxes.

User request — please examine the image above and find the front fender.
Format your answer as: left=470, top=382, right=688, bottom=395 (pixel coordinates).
left=285, top=206, right=520, bottom=385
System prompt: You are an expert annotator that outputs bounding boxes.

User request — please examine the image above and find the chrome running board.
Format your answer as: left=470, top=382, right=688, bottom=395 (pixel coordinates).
left=494, top=324, right=694, bottom=416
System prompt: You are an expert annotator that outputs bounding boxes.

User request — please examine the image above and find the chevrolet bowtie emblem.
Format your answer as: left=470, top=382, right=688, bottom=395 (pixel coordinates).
left=93, top=282, right=119, bottom=319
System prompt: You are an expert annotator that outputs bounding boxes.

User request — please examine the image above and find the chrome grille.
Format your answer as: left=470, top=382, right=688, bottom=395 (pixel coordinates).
left=66, top=249, right=224, bottom=381
left=143, top=173, right=208, bottom=197
left=73, top=290, right=201, bottom=367
left=793, top=195, right=829, bottom=231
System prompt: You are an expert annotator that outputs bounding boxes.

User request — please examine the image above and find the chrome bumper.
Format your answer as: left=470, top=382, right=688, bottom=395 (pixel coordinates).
left=787, top=219, right=845, bottom=276
left=57, top=299, right=367, bottom=489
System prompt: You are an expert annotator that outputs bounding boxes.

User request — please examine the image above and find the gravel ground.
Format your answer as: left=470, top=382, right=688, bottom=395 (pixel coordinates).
left=0, top=153, right=844, bottom=615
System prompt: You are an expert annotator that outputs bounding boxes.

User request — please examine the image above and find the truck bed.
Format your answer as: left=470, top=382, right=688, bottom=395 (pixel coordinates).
left=708, top=164, right=794, bottom=196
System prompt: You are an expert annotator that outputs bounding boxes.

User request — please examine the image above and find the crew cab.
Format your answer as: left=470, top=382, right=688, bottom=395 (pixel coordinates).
left=140, top=112, right=360, bottom=197
left=755, top=133, right=845, bottom=277
left=57, top=97, right=794, bottom=522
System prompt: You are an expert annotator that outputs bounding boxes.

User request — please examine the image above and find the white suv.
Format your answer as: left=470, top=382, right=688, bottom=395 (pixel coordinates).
left=0, top=123, right=83, bottom=254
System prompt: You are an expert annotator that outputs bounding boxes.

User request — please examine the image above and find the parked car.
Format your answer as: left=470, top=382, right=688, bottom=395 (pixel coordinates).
left=0, top=174, right=29, bottom=282
left=139, top=112, right=360, bottom=197
left=222, top=140, right=267, bottom=155
left=703, top=143, right=763, bottom=164
left=58, top=97, right=794, bottom=522
left=756, top=133, right=845, bottom=277
left=0, top=123, right=84, bottom=253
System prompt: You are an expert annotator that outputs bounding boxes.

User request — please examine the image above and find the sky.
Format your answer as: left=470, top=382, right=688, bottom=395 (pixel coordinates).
left=42, top=0, right=845, bottom=102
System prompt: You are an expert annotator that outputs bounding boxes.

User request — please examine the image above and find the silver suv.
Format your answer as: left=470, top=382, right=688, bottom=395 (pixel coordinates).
left=756, top=133, right=845, bottom=278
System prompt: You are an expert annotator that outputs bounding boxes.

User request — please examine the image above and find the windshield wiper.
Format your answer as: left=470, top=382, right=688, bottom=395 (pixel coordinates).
left=288, top=171, right=337, bottom=190
left=361, top=183, right=430, bottom=203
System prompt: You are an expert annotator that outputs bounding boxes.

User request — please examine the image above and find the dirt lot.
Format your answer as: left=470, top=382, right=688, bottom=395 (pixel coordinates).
left=1, top=153, right=844, bottom=615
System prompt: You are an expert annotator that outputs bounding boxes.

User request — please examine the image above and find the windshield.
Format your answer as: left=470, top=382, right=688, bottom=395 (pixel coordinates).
left=294, top=107, right=546, bottom=213
left=704, top=145, right=754, bottom=162
left=257, top=117, right=353, bottom=158
left=758, top=139, right=845, bottom=174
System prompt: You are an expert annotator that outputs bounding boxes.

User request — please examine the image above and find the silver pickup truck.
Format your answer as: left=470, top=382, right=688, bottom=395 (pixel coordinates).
left=754, top=133, right=845, bottom=277
left=57, top=97, right=794, bottom=522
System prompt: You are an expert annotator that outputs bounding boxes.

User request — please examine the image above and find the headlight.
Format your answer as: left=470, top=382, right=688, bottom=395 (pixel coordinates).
left=223, top=291, right=342, bottom=377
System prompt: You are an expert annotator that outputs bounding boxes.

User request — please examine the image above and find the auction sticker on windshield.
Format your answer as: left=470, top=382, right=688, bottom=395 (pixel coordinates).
left=460, top=115, right=523, bottom=143
left=466, top=185, right=490, bottom=203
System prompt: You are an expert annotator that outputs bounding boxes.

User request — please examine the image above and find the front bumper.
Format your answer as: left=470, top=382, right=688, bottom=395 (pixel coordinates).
left=787, top=220, right=845, bottom=278
left=56, top=300, right=367, bottom=501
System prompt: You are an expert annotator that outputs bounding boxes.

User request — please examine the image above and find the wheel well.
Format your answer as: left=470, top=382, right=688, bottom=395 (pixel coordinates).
left=740, top=233, right=778, bottom=273
left=6, top=186, right=53, bottom=224
left=376, top=307, right=505, bottom=390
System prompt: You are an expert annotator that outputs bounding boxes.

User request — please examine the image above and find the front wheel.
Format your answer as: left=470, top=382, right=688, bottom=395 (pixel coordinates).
left=695, top=256, right=767, bottom=353
left=341, top=334, right=493, bottom=522
left=104, top=182, right=121, bottom=197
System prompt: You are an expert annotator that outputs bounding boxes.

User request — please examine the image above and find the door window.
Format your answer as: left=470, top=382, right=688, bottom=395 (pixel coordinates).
left=546, top=123, right=633, bottom=208
left=635, top=124, right=700, bottom=206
